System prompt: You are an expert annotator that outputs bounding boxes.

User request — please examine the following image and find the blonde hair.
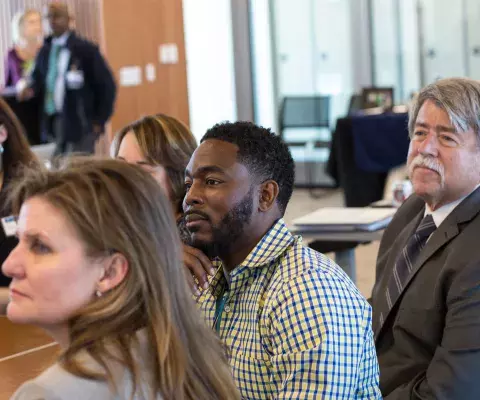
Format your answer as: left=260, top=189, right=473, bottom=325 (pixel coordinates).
left=8, top=158, right=239, bottom=400
left=111, top=114, right=197, bottom=214
left=11, top=9, right=42, bottom=44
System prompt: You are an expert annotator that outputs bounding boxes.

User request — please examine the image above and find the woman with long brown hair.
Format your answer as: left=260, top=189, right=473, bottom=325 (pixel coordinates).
left=111, top=114, right=197, bottom=221
left=4, top=158, right=240, bottom=399
left=0, top=97, right=38, bottom=311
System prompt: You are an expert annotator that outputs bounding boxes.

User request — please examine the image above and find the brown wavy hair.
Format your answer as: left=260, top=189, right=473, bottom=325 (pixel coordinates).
left=111, top=114, right=197, bottom=214
left=8, top=158, right=239, bottom=400
left=0, top=97, right=38, bottom=179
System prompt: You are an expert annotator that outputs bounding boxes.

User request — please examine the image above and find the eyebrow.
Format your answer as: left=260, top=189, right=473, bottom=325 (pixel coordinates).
left=415, top=122, right=457, bottom=134
left=136, top=160, right=154, bottom=166
left=20, top=230, right=51, bottom=242
left=185, top=165, right=227, bottom=179
left=117, top=157, right=152, bottom=166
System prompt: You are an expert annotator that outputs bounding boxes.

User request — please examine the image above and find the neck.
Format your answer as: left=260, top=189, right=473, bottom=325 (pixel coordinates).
left=44, top=324, right=70, bottom=349
left=54, top=30, right=69, bottom=39
left=219, top=220, right=276, bottom=272
left=15, top=41, right=39, bottom=59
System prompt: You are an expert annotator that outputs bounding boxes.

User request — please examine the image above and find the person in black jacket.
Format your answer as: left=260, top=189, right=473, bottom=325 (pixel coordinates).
left=0, top=97, right=39, bottom=312
left=19, top=2, right=116, bottom=156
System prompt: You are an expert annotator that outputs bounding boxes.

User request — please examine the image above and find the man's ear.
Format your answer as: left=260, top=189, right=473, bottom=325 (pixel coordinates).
left=258, top=180, right=279, bottom=212
left=96, top=253, right=129, bottom=295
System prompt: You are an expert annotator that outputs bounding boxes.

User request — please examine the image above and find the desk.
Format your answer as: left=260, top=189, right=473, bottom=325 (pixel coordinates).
left=327, top=113, right=409, bottom=207
left=0, top=317, right=58, bottom=399
left=293, top=227, right=384, bottom=283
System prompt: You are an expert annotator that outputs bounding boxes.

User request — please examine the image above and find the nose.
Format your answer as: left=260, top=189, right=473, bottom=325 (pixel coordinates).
left=418, top=132, right=439, bottom=157
left=2, top=244, right=26, bottom=280
left=183, top=181, right=205, bottom=210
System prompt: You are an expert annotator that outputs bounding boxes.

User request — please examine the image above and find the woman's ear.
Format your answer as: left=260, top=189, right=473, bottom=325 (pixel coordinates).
left=0, top=125, right=8, bottom=144
left=96, top=253, right=129, bottom=295
left=258, top=180, right=279, bottom=212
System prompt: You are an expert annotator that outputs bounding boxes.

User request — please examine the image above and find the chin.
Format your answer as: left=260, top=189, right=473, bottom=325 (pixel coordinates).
left=190, top=233, right=213, bottom=248
left=6, top=303, right=34, bottom=325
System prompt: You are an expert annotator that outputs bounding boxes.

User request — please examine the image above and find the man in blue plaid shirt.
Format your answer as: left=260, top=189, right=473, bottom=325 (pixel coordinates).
left=183, top=122, right=381, bottom=399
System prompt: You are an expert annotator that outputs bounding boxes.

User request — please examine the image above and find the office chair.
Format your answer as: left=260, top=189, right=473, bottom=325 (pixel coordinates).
left=278, top=96, right=334, bottom=191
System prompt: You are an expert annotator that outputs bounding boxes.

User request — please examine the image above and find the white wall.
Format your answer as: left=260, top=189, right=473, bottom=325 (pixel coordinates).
left=182, top=0, right=237, bottom=142
left=249, top=0, right=277, bottom=132
left=400, top=0, right=420, bottom=99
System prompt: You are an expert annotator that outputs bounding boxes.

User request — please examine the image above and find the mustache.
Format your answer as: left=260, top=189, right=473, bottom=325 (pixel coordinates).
left=183, top=210, right=210, bottom=221
left=408, top=155, right=445, bottom=178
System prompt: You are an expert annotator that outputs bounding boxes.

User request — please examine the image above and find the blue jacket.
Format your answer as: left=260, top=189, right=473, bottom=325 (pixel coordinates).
left=31, top=31, right=116, bottom=143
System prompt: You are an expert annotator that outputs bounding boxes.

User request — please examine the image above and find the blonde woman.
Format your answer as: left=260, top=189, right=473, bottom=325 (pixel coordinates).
left=3, top=159, right=240, bottom=400
left=5, top=9, right=43, bottom=87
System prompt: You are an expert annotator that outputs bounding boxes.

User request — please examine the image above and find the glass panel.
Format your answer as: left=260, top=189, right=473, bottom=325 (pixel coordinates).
left=371, top=0, right=400, bottom=97
left=466, top=0, right=480, bottom=80
left=419, top=0, right=465, bottom=83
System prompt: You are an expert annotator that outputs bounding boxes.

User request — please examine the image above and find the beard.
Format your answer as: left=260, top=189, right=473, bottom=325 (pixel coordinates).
left=185, top=187, right=254, bottom=259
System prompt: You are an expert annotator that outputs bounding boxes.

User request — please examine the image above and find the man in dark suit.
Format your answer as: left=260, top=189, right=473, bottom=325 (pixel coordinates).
left=372, top=77, right=480, bottom=399
left=20, top=2, right=116, bottom=155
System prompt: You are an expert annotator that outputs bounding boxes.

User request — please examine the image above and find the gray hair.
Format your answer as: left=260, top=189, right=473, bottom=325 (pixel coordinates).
left=408, top=78, right=480, bottom=140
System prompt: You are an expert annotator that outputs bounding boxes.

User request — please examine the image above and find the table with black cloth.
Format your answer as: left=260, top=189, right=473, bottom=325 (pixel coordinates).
left=309, top=112, right=410, bottom=271
left=1, top=89, right=42, bottom=145
left=327, top=112, right=410, bottom=207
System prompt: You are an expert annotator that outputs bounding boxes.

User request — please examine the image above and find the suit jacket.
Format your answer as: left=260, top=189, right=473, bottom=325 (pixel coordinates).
left=371, top=187, right=480, bottom=399
left=30, top=32, right=116, bottom=143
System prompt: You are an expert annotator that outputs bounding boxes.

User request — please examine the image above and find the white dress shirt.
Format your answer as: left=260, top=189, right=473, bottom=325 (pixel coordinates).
left=51, top=32, right=71, bottom=112
left=425, top=184, right=480, bottom=228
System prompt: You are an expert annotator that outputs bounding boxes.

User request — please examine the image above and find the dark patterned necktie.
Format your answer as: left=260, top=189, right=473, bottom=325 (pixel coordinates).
left=378, top=214, right=436, bottom=328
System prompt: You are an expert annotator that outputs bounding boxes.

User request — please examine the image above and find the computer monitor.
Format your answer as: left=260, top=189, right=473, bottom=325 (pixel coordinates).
left=361, top=87, right=394, bottom=110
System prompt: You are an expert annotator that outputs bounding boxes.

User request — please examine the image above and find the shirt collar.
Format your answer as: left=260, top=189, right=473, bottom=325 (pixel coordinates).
left=238, top=218, right=295, bottom=269
left=425, top=183, right=480, bottom=227
left=52, top=31, right=70, bottom=47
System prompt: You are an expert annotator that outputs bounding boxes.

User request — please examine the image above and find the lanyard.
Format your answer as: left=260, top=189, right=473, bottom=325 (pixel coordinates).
left=213, top=289, right=229, bottom=333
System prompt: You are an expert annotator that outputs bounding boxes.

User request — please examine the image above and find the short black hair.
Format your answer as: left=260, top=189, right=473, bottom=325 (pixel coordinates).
left=201, top=121, right=295, bottom=214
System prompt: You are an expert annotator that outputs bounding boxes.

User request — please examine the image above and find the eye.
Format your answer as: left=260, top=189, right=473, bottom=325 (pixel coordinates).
left=439, top=134, right=459, bottom=147
left=184, top=181, right=192, bottom=191
left=206, top=179, right=221, bottom=186
left=440, top=135, right=454, bottom=142
left=30, top=238, right=51, bottom=255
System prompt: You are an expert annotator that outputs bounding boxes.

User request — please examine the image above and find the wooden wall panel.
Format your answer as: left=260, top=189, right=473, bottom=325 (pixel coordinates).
left=101, top=0, right=189, bottom=136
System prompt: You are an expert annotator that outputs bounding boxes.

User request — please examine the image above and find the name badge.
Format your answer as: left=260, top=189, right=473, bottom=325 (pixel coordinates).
left=1, top=216, right=17, bottom=237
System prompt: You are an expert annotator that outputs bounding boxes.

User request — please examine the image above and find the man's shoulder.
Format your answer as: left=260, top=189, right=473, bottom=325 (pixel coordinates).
left=68, top=32, right=100, bottom=53
left=272, top=238, right=366, bottom=303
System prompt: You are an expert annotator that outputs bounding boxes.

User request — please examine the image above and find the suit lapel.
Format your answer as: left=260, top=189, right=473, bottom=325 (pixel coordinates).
left=375, top=186, right=480, bottom=340
left=374, top=210, right=423, bottom=337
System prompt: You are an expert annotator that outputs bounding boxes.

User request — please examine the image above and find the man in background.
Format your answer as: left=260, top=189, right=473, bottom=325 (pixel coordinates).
left=20, top=2, right=116, bottom=155
left=372, top=77, right=480, bottom=399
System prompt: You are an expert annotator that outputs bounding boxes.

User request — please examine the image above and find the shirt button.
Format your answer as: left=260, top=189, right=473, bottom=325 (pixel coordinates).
left=224, top=305, right=231, bottom=313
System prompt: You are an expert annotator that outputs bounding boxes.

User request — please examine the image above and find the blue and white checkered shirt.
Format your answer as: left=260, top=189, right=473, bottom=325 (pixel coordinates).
left=196, top=219, right=381, bottom=399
